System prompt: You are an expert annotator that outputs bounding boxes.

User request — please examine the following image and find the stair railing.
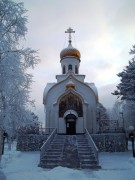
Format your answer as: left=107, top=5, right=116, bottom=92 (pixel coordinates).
left=40, top=128, right=57, bottom=160
left=84, top=128, right=99, bottom=163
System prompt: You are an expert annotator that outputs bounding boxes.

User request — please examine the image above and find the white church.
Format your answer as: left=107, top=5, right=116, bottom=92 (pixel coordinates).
left=18, top=28, right=127, bottom=170
left=43, top=28, right=99, bottom=135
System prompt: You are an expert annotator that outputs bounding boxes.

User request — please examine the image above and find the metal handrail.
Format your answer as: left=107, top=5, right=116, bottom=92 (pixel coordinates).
left=39, top=127, right=55, bottom=135
left=40, top=128, right=57, bottom=160
left=85, top=128, right=99, bottom=163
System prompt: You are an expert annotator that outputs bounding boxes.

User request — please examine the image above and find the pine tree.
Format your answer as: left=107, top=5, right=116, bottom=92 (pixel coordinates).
left=113, top=45, right=135, bottom=102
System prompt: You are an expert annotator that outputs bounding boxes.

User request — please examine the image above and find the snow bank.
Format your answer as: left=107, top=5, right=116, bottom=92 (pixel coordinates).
left=1, top=142, right=135, bottom=180
left=0, top=170, right=6, bottom=180
left=129, top=158, right=135, bottom=168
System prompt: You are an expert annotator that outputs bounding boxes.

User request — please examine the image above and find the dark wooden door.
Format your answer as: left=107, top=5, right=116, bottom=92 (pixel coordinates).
left=66, top=119, right=76, bottom=135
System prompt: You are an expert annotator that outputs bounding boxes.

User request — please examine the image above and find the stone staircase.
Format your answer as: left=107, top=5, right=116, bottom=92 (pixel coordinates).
left=39, top=134, right=100, bottom=169
left=39, top=134, right=65, bottom=168
left=77, top=135, right=100, bottom=169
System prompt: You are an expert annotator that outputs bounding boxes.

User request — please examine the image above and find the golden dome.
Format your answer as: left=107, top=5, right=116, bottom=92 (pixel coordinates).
left=60, top=43, right=81, bottom=60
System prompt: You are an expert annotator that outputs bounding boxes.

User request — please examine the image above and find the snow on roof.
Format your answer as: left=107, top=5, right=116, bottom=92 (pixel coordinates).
left=86, top=82, right=98, bottom=100
left=43, top=83, right=56, bottom=104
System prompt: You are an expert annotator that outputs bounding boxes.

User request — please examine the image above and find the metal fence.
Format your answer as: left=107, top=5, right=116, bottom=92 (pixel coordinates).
left=99, top=119, right=124, bottom=133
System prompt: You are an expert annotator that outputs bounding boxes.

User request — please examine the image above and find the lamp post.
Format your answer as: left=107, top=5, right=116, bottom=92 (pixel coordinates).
left=128, top=125, right=135, bottom=157
left=2, top=131, right=7, bottom=155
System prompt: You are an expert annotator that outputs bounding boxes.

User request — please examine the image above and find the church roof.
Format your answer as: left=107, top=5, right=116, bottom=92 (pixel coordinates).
left=43, top=75, right=98, bottom=105
left=43, top=83, right=56, bottom=104
left=86, top=83, right=98, bottom=101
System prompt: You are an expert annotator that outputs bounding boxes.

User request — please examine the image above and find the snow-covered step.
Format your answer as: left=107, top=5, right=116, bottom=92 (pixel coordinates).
left=39, top=134, right=100, bottom=169
left=39, top=162, right=59, bottom=169
left=39, top=134, right=66, bottom=168
left=81, top=164, right=101, bottom=169
left=77, top=134, right=100, bottom=169
left=81, top=159, right=97, bottom=164
left=46, top=148, right=63, bottom=151
left=79, top=154, right=95, bottom=159
left=78, top=147, right=92, bottom=150
left=79, top=152, right=95, bottom=156
left=41, top=159, right=62, bottom=164
left=43, top=152, right=61, bottom=156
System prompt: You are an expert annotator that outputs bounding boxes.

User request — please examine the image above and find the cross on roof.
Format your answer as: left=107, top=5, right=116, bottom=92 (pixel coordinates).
left=65, top=27, right=75, bottom=43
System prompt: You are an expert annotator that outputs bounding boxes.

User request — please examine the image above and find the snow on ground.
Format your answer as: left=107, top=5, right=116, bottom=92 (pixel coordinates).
left=0, top=142, right=135, bottom=180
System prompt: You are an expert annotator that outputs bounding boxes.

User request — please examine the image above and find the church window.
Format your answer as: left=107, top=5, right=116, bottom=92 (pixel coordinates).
left=63, top=65, right=66, bottom=74
left=75, top=65, right=78, bottom=74
left=59, top=93, right=83, bottom=117
left=68, top=64, right=72, bottom=71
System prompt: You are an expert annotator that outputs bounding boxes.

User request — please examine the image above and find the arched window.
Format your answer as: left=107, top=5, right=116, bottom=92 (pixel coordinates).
left=63, top=65, right=66, bottom=74
left=68, top=64, right=72, bottom=71
left=75, top=65, right=78, bottom=74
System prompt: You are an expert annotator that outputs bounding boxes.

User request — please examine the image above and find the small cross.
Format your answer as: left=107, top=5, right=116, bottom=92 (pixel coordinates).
left=65, top=27, right=75, bottom=43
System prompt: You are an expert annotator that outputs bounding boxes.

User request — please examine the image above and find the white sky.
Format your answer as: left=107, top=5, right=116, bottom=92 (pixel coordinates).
left=15, top=0, right=135, bottom=123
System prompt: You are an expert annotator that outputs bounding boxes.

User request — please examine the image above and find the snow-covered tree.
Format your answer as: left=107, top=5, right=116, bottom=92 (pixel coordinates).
left=109, top=100, right=122, bottom=121
left=120, top=101, right=135, bottom=130
left=96, top=103, right=109, bottom=132
left=113, top=45, right=135, bottom=102
left=112, top=45, right=135, bottom=130
left=0, top=0, right=40, bottom=135
left=109, top=100, right=135, bottom=131
left=107, top=100, right=124, bottom=131
left=17, top=111, right=40, bottom=136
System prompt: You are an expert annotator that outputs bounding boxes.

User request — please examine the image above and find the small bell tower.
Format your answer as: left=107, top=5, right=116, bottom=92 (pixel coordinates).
left=60, top=27, right=81, bottom=75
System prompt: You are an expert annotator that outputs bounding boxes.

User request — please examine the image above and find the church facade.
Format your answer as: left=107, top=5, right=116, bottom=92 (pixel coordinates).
left=17, top=28, right=127, bottom=157
left=43, top=28, right=99, bottom=134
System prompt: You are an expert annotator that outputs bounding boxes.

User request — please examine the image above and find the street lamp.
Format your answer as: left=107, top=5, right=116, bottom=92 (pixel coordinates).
left=128, top=125, right=135, bottom=157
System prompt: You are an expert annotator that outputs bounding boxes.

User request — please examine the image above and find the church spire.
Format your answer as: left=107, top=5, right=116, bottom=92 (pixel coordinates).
left=65, top=27, right=75, bottom=45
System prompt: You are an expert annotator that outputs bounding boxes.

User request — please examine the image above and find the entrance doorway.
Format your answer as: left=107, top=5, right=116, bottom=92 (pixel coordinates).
left=66, top=114, right=76, bottom=135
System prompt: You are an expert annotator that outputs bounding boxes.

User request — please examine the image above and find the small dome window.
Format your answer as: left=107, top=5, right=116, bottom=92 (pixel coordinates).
left=63, top=65, right=66, bottom=74
left=68, top=64, right=72, bottom=71
left=75, top=65, right=78, bottom=74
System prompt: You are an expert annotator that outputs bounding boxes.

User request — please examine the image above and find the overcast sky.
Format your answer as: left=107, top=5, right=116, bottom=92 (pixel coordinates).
left=15, top=0, right=135, bottom=123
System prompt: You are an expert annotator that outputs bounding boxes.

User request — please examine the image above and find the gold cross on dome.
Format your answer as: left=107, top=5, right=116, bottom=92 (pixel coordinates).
left=65, top=27, right=75, bottom=43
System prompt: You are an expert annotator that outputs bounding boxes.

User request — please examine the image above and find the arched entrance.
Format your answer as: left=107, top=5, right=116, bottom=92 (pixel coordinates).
left=58, top=93, right=83, bottom=134
left=59, top=93, right=83, bottom=117
left=65, top=114, right=77, bottom=135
